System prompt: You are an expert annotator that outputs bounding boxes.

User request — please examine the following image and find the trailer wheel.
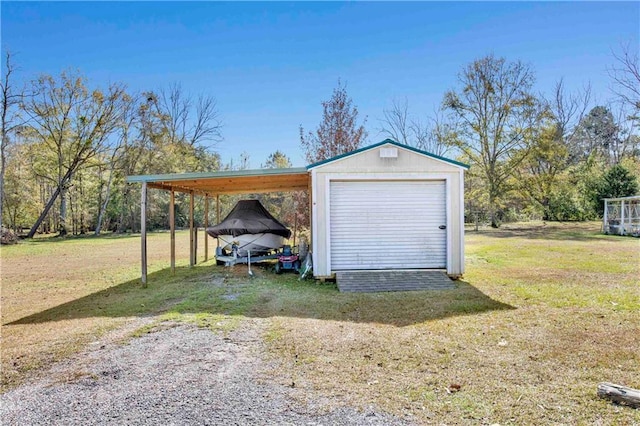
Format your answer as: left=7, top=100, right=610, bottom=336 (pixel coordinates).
left=275, top=262, right=282, bottom=274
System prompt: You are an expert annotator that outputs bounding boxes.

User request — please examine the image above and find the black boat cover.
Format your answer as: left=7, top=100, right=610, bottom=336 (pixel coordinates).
left=206, top=199, right=291, bottom=238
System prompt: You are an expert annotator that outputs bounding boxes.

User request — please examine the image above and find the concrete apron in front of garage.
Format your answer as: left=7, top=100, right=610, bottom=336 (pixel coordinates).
left=336, top=270, right=456, bottom=292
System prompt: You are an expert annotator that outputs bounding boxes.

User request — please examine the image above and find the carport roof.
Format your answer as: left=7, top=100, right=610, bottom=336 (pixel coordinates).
left=126, top=140, right=468, bottom=195
left=126, top=167, right=310, bottom=195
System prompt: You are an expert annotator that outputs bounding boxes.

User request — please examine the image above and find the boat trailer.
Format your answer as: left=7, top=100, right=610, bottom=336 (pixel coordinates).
left=216, top=244, right=304, bottom=275
left=215, top=246, right=279, bottom=267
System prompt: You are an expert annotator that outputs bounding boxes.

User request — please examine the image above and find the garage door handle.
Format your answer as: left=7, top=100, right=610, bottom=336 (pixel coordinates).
left=439, top=225, right=446, bottom=230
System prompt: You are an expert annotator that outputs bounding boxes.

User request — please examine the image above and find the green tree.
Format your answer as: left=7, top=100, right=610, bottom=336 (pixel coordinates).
left=259, top=150, right=294, bottom=228
left=570, top=106, right=618, bottom=164
left=592, top=164, right=639, bottom=215
left=443, top=54, right=547, bottom=227
left=300, top=80, right=368, bottom=163
left=2, top=142, right=39, bottom=232
left=263, top=150, right=291, bottom=169
left=517, top=80, right=595, bottom=221
left=517, top=125, right=568, bottom=220
left=94, top=96, right=137, bottom=235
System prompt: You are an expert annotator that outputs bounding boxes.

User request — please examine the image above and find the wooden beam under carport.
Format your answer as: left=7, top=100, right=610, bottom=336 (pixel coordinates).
left=216, top=194, right=220, bottom=249
left=170, top=190, right=175, bottom=274
left=148, top=180, right=308, bottom=195
left=141, top=182, right=147, bottom=287
left=204, top=195, right=209, bottom=261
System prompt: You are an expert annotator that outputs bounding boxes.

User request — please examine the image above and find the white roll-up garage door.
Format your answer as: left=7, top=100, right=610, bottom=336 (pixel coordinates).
left=329, top=180, right=447, bottom=270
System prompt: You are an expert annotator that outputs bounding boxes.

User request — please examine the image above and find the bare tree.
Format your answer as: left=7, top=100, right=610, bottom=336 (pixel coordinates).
left=22, top=72, right=128, bottom=237
left=608, top=104, right=639, bottom=164
left=192, top=94, right=222, bottom=146
left=418, top=108, right=455, bottom=157
left=300, top=80, right=368, bottom=163
left=159, top=83, right=189, bottom=145
left=607, top=43, right=640, bottom=162
left=0, top=51, right=25, bottom=230
left=549, top=79, right=592, bottom=143
left=379, top=98, right=411, bottom=145
left=443, top=55, right=547, bottom=227
left=156, top=83, right=222, bottom=147
left=379, top=99, right=452, bottom=156
left=608, top=42, right=640, bottom=115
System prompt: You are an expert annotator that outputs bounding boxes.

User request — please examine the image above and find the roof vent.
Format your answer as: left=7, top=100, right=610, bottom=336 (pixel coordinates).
left=379, top=147, right=398, bottom=158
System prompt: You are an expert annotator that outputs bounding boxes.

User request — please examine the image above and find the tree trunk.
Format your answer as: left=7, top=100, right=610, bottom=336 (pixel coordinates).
left=69, top=190, right=76, bottom=235
left=489, top=202, right=500, bottom=228
left=27, top=165, right=77, bottom=238
left=0, top=144, right=5, bottom=230
left=27, top=185, right=61, bottom=238
left=0, top=85, right=8, bottom=232
left=490, top=212, right=499, bottom=228
left=117, top=189, right=126, bottom=233
left=597, top=382, right=640, bottom=408
left=95, top=162, right=116, bottom=236
left=488, top=186, right=501, bottom=228
left=130, top=204, right=137, bottom=233
left=117, top=186, right=132, bottom=233
left=59, top=186, right=68, bottom=236
left=79, top=174, right=85, bottom=234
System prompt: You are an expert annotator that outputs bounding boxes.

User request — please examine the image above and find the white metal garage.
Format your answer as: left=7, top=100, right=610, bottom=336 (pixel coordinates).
left=309, top=140, right=468, bottom=279
left=329, top=180, right=447, bottom=270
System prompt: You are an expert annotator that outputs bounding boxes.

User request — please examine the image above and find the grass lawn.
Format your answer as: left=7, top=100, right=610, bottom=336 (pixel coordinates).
left=1, top=222, right=639, bottom=424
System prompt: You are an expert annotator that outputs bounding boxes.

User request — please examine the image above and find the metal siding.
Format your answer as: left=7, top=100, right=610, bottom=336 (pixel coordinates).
left=330, top=181, right=446, bottom=270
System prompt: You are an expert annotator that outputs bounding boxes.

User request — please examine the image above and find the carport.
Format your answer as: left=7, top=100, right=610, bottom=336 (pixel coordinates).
left=126, top=168, right=310, bottom=286
left=128, top=140, right=469, bottom=290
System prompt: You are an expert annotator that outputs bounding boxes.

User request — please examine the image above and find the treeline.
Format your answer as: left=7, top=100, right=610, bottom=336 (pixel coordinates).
left=379, top=52, right=640, bottom=227
left=1, top=48, right=639, bottom=237
left=0, top=58, right=234, bottom=236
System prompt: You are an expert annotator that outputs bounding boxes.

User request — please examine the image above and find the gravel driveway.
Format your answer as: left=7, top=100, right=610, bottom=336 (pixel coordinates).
left=1, top=319, right=411, bottom=425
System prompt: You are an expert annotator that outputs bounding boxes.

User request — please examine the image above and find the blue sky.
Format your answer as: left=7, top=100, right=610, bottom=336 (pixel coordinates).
left=2, top=2, right=638, bottom=167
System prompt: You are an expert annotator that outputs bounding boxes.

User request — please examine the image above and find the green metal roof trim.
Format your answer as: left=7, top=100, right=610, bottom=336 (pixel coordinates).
left=126, top=140, right=468, bottom=184
left=306, top=139, right=470, bottom=170
left=126, top=167, right=309, bottom=183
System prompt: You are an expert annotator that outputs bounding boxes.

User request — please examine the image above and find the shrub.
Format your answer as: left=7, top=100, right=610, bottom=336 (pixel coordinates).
left=1, top=227, right=19, bottom=245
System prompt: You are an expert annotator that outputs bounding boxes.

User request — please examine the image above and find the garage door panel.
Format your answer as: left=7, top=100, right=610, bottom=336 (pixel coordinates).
left=330, top=180, right=446, bottom=270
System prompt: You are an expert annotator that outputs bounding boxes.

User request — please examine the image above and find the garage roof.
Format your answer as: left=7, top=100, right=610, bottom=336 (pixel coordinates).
left=126, top=167, right=310, bottom=195
left=307, top=139, right=470, bottom=170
